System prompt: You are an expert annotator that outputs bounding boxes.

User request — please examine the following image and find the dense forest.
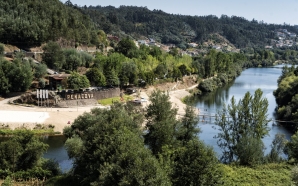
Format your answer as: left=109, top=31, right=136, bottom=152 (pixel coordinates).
left=0, top=0, right=99, bottom=47
left=1, top=0, right=298, bottom=49
left=82, top=5, right=298, bottom=48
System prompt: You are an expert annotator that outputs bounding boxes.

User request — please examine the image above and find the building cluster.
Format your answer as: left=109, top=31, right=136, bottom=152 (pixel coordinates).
left=270, top=29, right=297, bottom=48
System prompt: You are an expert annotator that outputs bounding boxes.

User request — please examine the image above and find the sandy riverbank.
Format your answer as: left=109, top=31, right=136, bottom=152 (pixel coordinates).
left=0, top=84, right=198, bottom=133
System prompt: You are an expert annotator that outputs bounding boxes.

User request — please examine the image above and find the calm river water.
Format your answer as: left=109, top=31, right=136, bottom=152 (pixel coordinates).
left=2, top=65, right=292, bottom=171
left=195, top=65, right=293, bottom=157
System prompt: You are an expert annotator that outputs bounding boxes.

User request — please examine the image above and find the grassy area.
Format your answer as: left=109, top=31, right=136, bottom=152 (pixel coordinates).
left=0, top=124, right=59, bottom=136
left=221, top=163, right=292, bottom=186
left=98, top=95, right=133, bottom=106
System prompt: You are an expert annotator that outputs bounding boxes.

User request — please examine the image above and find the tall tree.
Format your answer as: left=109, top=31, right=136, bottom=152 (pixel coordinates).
left=176, top=106, right=200, bottom=145
left=42, top=41, right=65, bottom=71
left=144, top=90, right=178, bottom=155
left=215, top=89, right=270, bottom=165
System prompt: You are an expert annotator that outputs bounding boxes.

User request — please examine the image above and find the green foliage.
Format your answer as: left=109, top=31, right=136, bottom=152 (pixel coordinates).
left=198, top=78, right=217, bottom=92
left=274, top=65, right=298, bottom=131
left=42, top=41, right=65, bottom=70
left=2, top=176, right=12, bottom=186
left=64, top=135, right=83, bottom=159
left=38, top=78, right=46, bottom=88
left=63, top=104, right=169, bottom=185
left=215, top=89, right=270, bottom=165
left=83, top=6, right=298, bottom=48
left=119, top=61, right=139, bottom=86
left=176, top=106, right=200, bottom=144
left=115, top=37, right=137, bottom=57
left=0, top=43, right=4, bottom=56
left=285, top=131, right=298, bottom=162
left=221, top=163, right=292, bottom=186
left=67, top=72, right=90, bottom=89
left=0, top=130, right=48, bottom=173
left=63, top=49, right=82, bottom=71
left=41, top=159, right=62, bottom=177
left=34, top=63, right=48, bottom=78
left=292, top=165, right=298, bottom=186
left=266, top=134, right=287, bottom=163
left=144, top=90, right=178, bottom=155
left=0, top=58, right=33, bottom=95
left=85, top=67, right=106, bottom=86
left=172, top=140, right=223, bottom=186
left=0, top=0, right=98, bottom=46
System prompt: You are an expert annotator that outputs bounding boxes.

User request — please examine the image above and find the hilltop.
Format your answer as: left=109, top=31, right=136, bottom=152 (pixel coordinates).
left=1, top=1, right=298, bottom=50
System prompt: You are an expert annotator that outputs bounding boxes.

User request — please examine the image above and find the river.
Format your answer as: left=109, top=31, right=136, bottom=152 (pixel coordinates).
left=195, top=65, right=293, bottom=157
left=2, top=65, right=292, bottom=171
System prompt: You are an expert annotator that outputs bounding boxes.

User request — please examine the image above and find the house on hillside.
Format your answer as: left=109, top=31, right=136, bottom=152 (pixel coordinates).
left=48, top=74, right=71, bottom=90
left=107, top=35, right=119, bottom=42
left=188, top=43, right=198, bottom=48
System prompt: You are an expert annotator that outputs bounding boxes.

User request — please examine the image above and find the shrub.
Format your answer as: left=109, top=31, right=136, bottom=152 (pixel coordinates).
left=198, top=78, right=216, bottom=92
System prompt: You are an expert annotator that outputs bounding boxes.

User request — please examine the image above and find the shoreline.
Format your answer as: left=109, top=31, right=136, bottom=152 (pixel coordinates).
left=0, top=84, right=199, bottom=133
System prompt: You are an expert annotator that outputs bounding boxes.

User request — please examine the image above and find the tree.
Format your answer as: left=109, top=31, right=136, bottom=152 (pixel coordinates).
left=42, top=41, right=65, bottom=71
left=144, top=90, right=178, bottom=155
left=172, top=140, right=223, bottom=186
left=34, top=63, right=48, bottom=78
left=285, top=130, right=298, bottom=162
left=204, top=50, right=216, bottom=78
left=85, top=68, right=106, bottom=86
left=7, top=59, right=33, bottom=92
left=64, top=104, right=170, bottom=186
left=67, top=72, right=90, bottom=89
left=266, top=134, right=287, bottom=163
left=63, top=49, right=82, bottom=71
left=0, top=66, right=10, bottom=95
left=0, top=130, right=48, bottom=172
left=119, top=62, right=138, bottom=86
left=215, top=89, right=270, bottom=165
left=115, top=37, right=137, bottom=57
left=0, top=43, right=4, bottom=56
left=176, top=106, right=200, bottom=145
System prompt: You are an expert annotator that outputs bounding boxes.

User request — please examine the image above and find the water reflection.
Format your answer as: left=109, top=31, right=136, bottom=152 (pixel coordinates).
left=42, top=135, right=72, bottom=173
left=193, top=65, right=293, bottom=157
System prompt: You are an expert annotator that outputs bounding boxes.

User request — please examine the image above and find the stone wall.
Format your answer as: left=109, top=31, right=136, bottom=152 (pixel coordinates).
left=61, top=88, right=120, bottom=101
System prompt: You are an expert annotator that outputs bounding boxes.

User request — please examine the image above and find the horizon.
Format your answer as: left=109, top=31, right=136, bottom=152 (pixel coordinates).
left=62, top=0, right=298, bottom=26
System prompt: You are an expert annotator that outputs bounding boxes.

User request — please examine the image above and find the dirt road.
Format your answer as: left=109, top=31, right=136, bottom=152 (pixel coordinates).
left=0, top=83, right=198, bottom=133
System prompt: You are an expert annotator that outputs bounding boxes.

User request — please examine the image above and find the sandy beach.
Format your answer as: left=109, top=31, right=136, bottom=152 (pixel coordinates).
left=0, top=84, right=198, bottom=133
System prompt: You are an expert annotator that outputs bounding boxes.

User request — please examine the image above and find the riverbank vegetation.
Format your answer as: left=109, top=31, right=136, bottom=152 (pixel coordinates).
left=0, top=124, right=57, bottom=136
left=0, top=130, right=61, bottom=185
left=2, top=1, right=298, bottom=185
left=43, top=90, right=298, bottom=185
left=274, top=65, right=298, bottom=131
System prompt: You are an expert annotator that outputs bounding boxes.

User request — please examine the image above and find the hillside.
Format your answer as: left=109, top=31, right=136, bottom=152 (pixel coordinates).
left=1, top=1, right=298, bottom=50
left=0, top=0, right=98, bottom=48
left=82, top=5, right=298, bottom=49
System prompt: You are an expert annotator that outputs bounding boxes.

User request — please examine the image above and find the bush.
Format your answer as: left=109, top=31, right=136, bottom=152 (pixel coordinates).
left=217, top=73, right=229, bottom=84
left=42, top=159, right=62, bottom=177
left=198, top=78, right=216, bottom=92
left=292, top=165, right=298, bottom=186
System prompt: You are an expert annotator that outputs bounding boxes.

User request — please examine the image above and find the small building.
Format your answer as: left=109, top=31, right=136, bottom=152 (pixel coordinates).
left=188, top=43, right=198, bottom=48
left=48, top=74, right=71, bottom=90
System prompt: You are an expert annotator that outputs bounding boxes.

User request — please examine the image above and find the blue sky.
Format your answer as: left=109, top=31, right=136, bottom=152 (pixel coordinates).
left=62, top=0, right=298, bottom=25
